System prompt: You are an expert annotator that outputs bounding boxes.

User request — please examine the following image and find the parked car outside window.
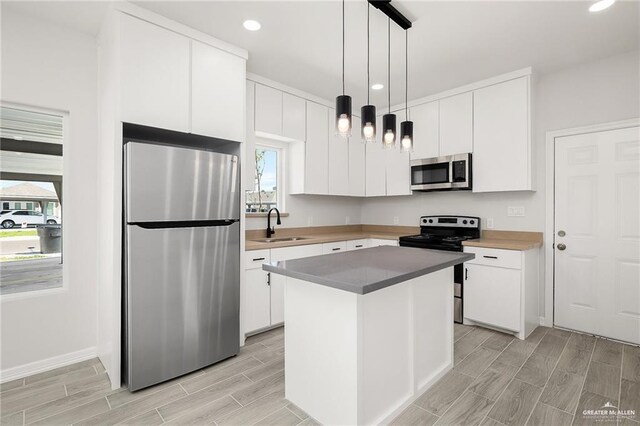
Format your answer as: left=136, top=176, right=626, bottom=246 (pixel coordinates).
left=0, top=210, right=59, bottom=228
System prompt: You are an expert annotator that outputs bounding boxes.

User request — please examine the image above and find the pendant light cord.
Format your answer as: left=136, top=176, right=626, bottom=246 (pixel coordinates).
left=388, top=17, right=391, bottom=113
left=342, top=0, right=345, bottom=95
left=367, top=3, right=370, bottom=105
left=405, top=30, right=408, bottom=120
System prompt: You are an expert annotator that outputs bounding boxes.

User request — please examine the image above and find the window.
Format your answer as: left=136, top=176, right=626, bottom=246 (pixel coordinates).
left=0, top=105, right=64, bottom=295
left=245, top=144, right=283, bottom=213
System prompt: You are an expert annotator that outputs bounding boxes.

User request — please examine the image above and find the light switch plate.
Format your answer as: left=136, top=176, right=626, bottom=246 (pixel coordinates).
left=487, top=218, right=494, bottom=229
left=307, top=216, right=314, bottom=226
left=507, top=206, right=525, bottom=217
left=345, top=216, right=350, bottom=225
left=393, top=216, right=399, bottom=225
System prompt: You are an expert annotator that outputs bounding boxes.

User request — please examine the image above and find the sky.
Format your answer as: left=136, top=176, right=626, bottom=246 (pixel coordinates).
left=256, top=149, right=277, bottom=191
left=0, top=180, right=55, bottom=191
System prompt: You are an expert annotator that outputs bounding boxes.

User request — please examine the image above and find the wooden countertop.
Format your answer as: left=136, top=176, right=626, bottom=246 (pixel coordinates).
left=245, top=225, right=419, bottom=251
left=463, top=230, right=543, bottom=251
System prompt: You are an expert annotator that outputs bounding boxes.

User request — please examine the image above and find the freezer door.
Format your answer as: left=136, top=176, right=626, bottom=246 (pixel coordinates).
left=125, top=142, right=239, bottom=223
left=125, top=221, right=240, bottom=391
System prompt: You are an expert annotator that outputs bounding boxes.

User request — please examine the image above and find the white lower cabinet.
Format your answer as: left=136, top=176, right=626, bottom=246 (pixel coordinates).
left=243, top=250, right=271, bottom=334
left=463, top=246, right=539, bottom=340
left=347, top=239, right=368, bottom=251
left=369, top=238, right=398, bottom=247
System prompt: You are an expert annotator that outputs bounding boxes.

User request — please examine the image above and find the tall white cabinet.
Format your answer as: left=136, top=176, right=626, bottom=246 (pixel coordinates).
left=473, top=77, right=532, bottom=192
left=439, top=92, right=473, bottom=156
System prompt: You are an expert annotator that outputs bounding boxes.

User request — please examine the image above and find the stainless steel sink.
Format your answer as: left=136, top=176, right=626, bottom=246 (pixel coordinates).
left=253, top=237, right=310, bottom=243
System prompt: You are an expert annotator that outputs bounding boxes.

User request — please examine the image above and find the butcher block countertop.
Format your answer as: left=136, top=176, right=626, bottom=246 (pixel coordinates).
left=245, top=224, right=418, bottom=251
left=463, top=230, right=543, bottom=251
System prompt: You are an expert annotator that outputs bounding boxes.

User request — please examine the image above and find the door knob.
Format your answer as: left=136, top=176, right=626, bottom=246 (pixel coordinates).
left=558, top=230, right=566, bottom=237
left=557, top=243, right=566, bottom=251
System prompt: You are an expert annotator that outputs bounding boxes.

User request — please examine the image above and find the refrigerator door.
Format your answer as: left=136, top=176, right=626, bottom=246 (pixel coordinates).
left=125, top=221, right=240, bottom=391
left=125, top=142, right=239, bottom=223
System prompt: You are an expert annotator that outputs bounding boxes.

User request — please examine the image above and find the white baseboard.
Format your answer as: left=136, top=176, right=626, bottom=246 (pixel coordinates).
left=1, top=346, right=97, bottom=383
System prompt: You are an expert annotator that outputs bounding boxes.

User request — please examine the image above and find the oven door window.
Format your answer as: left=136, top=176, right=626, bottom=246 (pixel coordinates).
left=412, top=162, right=449, bottom=185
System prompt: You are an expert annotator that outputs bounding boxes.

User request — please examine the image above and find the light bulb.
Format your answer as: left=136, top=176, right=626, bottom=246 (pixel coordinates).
left=401, top=135, right=412, bottom=152
left=363, top=123, right=375, bottom=141
left=384, top=130, right=395, bottom=144
left=589, top=0, right=615, bottom=12
left=337, top=114, right=350, bottom=135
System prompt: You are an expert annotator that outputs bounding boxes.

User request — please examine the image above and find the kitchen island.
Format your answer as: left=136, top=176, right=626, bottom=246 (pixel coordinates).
left=263, top=245, right=474, bottom=425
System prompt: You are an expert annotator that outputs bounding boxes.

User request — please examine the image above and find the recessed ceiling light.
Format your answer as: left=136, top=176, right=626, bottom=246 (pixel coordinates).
left=371, top=83, right=384, bottom=90
left=589, top=0, right=615, bottom=12
left=243, top=20, right=261, bottom=31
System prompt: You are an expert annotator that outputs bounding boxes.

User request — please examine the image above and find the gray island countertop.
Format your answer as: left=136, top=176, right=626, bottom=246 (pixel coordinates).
left=262, top=245, right=475, bottom=295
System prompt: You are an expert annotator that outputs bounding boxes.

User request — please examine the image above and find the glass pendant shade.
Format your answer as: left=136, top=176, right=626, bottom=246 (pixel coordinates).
left=400, top=120, right=413, bottom=152
left=382, top=113, right=396, bottom=148
left=361, top=104, right=376, bottom=142
left=336, top=94, right=352, bottom=137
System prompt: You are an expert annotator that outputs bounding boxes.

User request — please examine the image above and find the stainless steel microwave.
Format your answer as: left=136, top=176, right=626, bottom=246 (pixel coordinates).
left=410, top=153, right=472, bottom=192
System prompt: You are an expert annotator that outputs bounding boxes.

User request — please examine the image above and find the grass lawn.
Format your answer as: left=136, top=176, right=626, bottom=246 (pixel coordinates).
left=0, top=254, right=46, bottom=262
left=0, top=229, right=38, bottom=238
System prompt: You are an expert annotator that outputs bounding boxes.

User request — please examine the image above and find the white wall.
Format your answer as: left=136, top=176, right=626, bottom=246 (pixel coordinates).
left=361, top=50, right=640, bottom=318
left=1, top=8, right=99, bottom=374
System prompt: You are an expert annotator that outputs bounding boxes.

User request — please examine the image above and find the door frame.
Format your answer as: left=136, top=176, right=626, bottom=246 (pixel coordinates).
left=543, top=118, right=640, bottom=327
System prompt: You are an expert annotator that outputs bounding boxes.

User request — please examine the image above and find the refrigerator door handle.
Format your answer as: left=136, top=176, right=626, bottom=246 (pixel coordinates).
left=130, top=219, right=239, bottom=229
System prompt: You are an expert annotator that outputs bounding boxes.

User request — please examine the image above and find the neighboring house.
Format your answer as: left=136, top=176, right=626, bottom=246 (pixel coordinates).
left=245, top=190, right=277, bottom=212
left=0, top=183, right=61, bottom=217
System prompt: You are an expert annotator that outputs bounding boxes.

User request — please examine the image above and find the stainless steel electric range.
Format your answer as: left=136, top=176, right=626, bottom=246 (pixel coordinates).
left=399, top=215, right=480, bottom=323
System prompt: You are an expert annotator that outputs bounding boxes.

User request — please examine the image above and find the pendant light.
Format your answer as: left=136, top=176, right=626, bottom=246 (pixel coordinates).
left=336, top=0, right=352, bottom=138
left=400, top=29, right=413, bottom=152
left=361, top=2, right=376, bottom=143
left=382, top=17, right=396, bottom=148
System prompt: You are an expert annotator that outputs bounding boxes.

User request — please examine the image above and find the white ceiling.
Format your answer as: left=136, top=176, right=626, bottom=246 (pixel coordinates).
left=4, top=1, right=639, bottom=108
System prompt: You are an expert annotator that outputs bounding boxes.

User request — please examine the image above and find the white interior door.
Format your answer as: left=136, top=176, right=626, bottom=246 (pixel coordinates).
left=554, top=126, right=640, bottom=344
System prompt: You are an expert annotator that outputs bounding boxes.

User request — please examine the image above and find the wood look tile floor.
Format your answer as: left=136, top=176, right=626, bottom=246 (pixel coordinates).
left=1, top=325, right=639, bottom=426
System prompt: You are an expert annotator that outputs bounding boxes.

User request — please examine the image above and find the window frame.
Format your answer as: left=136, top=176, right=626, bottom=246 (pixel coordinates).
left=247, top=141, right=286, bottom=214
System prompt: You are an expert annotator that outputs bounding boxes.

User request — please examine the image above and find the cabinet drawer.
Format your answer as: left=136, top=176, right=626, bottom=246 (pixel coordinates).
left=464, top=247, right=521, bottom=269
left=347, top=239, right=368, bottom=251
left=322, top=241, right=347, bottom=254
left=245, top=249, right=270, bottom=270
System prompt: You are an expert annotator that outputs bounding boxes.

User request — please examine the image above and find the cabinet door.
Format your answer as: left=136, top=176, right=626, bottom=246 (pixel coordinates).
left=464, top=264, right=521, bottom=332
left=191, top=41, right=245, bottom=141
left=386, top=148, right=411, bottom=196
left=439, top=92, right=473, bottom=156
left=254, top=84, right=282, bottom=137
left=347, top=239, right=368, bottom=251
left=473, top=77, right=530, bottom=192
left=282, top=93, right=306, bottom=141
left=348, top=115, right=366, bottom=196
left=365, top=117, right=386, bottom=196
left=245, top=81, right=257, bottom=191
left=410, top=101, right=439, bottom=159
left=328, top=108, right=349, bottom=196
left=120, top=14, right=190, bottom=132
left=244, top=268, right=271, bottom=333
left=305, top=102, right=329, bottom=194
left=369, top=238, right=398, bottom=247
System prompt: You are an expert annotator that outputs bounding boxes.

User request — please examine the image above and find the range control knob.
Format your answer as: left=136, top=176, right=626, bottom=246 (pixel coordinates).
left=470, top=220, right=475, bottom=225
left=463, top=220, right=468, bottom=224
left=428, top=219, right=433, bottom=223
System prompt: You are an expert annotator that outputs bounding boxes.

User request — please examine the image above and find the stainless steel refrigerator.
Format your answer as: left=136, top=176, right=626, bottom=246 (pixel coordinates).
left=123, top=141, right=240, bottom=391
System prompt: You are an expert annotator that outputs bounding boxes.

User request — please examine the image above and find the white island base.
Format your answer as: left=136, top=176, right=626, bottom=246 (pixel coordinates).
left=284, top=268, right=454, bottom=426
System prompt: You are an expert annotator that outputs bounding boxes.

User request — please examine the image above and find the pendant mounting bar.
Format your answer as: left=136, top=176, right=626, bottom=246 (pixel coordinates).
left=368, top=0, right=412, bottom=30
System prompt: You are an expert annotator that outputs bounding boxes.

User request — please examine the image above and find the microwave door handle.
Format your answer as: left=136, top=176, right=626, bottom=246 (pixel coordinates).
left=449, top=160, right=454, bottom=183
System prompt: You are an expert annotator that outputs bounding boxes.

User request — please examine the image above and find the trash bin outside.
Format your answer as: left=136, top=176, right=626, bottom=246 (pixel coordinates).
left=37, top=224, right=62, bottom=254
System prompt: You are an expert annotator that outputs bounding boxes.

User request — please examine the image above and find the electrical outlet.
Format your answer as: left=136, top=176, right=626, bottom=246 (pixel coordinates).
left=487, top=218, right=494, bottom=229
left=345, top=216, right=350, bottom=225
left=307, top=216, right=314, bottom=226
left=393, top=216, right=399, bottom=225
left=507, top=206, right=525, bottom=217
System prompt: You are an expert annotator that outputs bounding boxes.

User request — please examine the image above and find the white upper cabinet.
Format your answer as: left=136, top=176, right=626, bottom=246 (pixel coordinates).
left=305, top=102, right=329, bottom=195
left=348, top=116, right=366, bottom=197
left=120, top=14, right=190, bottom=132
left=254, top=84, right=305, bottom=142
left=191, top=40, right=245, bottom=141
left=365, top=116, right=386, bottom=197
left=386, top=148, right=411, bottom=196
left=473, top=77, right=531, bottom=192
left=439, top=92, right=473, bottom=156
left=410, top=101, right=439, bottom=160
left=245, top=81, right=257, bottom=191
left=328, top=108, right=349, bottom=196
left=254, top=84, right=282, bottom=137
left=282, top=93, right=306, bottom=141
